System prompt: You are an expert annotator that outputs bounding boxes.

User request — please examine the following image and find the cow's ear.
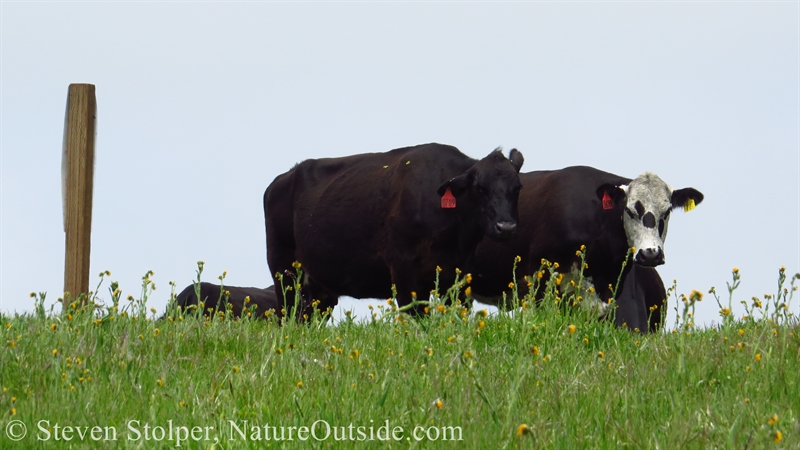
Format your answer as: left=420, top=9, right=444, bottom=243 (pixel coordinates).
left=438, top=173, right=471, bottom=197
left=508, top=148, right=524, bottom=173
left=596, top=183, right=627, bottom=209
left=671, top=187, right=704, bottom=212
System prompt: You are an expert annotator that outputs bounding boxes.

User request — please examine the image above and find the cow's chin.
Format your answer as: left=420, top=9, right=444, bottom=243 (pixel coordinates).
left=485, top=228, right=516, bottom=242
left=634, top=259, right=664, bottom=268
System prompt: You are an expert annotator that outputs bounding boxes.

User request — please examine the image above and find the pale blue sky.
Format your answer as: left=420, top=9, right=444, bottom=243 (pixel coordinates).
left=2, top=2, right=798, bottom=327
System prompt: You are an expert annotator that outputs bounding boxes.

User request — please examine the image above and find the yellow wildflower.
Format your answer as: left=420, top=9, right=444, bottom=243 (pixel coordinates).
left=768, top=414, right=778, bottom=426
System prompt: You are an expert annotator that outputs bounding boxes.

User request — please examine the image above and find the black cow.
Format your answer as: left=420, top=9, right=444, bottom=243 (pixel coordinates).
left=170, top=282, right=280, bottom=319
left=469, top=166, right=702, bottom=332
left=264, top=143, right=524, bottom=319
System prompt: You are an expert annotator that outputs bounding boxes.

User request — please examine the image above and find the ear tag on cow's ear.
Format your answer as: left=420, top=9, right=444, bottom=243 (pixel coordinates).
left=602, top=191, right=613, bottom=210
left=683, top=198, right=696, bottom=212
left=441, top=187, right=456, bottom=209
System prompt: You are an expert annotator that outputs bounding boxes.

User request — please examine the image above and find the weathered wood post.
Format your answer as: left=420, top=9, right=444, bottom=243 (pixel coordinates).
left=62, top=84, right=96, bottom=306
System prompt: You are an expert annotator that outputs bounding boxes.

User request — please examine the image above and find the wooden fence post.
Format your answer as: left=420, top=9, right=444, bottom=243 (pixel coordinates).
left=62, top=84, right=96, bottom=306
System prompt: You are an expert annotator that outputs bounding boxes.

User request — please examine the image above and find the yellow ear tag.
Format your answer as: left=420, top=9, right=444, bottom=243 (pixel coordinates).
left=683, top=198, right=696, bottom=212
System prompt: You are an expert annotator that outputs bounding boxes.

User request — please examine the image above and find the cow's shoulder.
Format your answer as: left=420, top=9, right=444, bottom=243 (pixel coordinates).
left=383, top=143, right=474, bottom=177
left=523, top=166, right=630, bottom=203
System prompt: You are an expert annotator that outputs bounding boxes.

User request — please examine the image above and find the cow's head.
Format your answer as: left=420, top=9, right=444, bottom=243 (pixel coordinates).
left=437, top=148, right=524, bottom=241
left=597, top=172, right=703, bottom=266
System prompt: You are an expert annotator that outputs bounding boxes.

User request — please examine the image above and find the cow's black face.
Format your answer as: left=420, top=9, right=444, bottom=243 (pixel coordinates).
left=470, top=166, right=523, bottom=241
left=438, top=148, right=524, bottom=241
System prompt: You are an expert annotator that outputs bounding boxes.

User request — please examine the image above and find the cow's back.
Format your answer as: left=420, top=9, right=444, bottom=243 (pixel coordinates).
left=264, top=143, right=477, bottom=301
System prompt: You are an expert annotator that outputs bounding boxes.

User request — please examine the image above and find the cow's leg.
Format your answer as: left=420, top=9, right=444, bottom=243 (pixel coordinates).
left=277, top=273, right=339, bottom=323
left=388, top=260, right=428, bottom=316
left=267, top=220, right=339, bottom=323
left=299, top=280, right=339, bottom=323
left=266, top=253, right=295, bottom=308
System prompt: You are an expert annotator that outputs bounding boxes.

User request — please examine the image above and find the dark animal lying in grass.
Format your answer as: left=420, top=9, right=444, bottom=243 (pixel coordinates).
left=168, top=282, right=280, bottom=319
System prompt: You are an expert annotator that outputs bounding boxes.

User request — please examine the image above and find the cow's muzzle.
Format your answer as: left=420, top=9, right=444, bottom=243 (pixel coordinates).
left=635, top=247, right=664, bottom=267
left=493, top=221, right=517, bottom=240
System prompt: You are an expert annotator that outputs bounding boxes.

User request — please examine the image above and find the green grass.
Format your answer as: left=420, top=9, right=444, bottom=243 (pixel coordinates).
left=1, top=264, right=799, bottom=449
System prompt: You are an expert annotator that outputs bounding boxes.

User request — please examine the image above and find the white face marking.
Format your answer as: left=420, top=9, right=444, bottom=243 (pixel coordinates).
left=620, top=173, right=675, bottom=265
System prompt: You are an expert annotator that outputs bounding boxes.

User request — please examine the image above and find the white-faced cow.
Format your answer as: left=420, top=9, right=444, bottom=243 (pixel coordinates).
left=264, top=143, right=524, bottom=319
left=170, top=282, right=280, bottom=319
left=469, top=166, right=702, bottom=332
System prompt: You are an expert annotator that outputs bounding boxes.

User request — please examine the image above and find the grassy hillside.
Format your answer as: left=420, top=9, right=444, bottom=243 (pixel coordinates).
left=1, top=263, right=798, bottom=449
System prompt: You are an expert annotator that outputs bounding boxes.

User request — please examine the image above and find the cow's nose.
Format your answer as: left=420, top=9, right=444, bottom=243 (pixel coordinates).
left=495, top=221, right=517, bottom=235
left=636, top=247, right=664, bottom=266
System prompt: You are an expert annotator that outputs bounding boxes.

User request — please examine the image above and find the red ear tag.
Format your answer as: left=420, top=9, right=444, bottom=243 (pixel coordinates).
left=602, top=191, right=613, bottom=210
left=441, top=187, right=456, bottom=209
